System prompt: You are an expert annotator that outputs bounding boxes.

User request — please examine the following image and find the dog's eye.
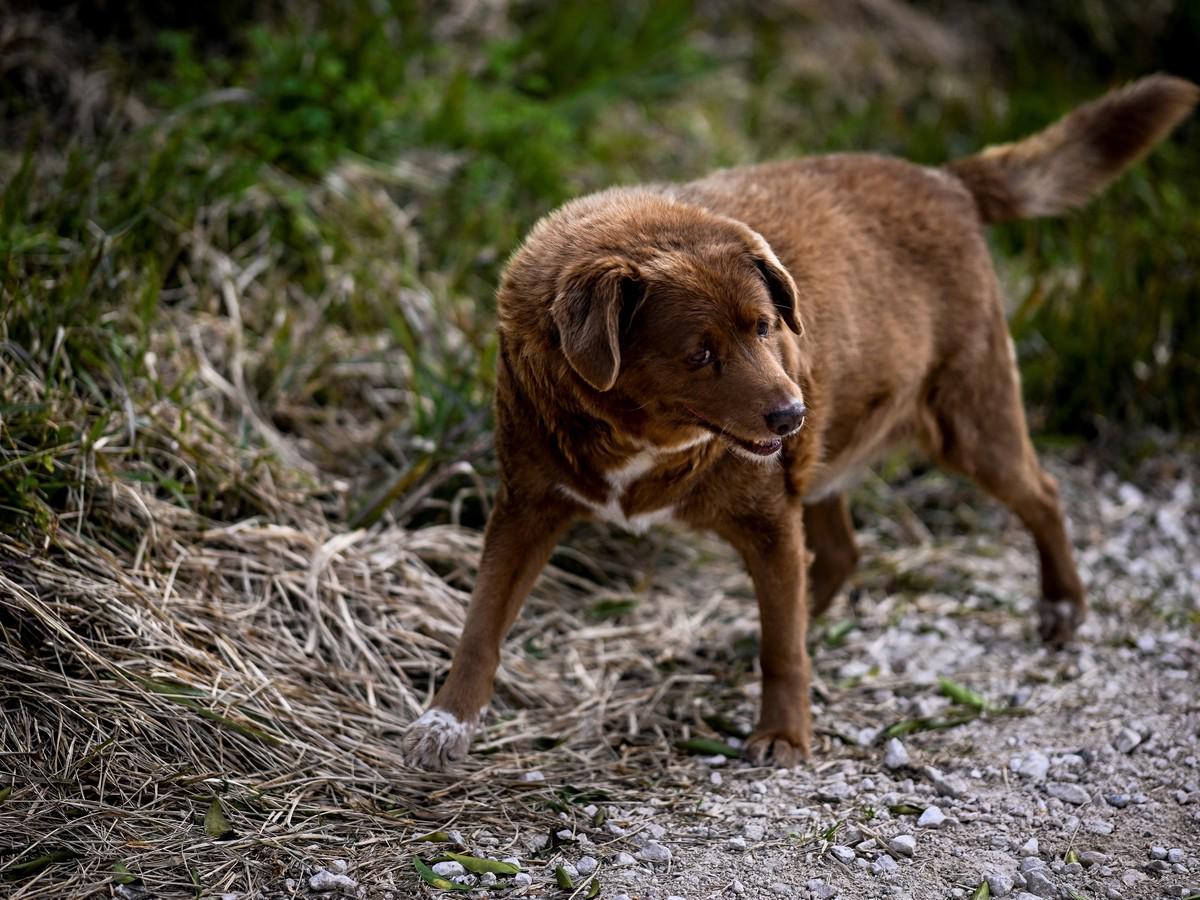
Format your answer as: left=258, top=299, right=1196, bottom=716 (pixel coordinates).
left=687, top=348, right=713, bottom=367
left=756, top=319, right=770, bottom=338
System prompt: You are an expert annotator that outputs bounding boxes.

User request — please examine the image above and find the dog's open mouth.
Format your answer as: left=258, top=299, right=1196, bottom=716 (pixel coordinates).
left=731, top=436, right=783, bottom=456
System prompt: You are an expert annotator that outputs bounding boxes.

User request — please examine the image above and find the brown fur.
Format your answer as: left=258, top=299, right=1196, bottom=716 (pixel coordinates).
left=403, top=76, right=1198, bottom=769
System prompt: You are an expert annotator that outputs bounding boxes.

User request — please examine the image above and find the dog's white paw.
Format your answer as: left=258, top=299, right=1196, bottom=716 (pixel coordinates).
left=402, top=708, right=475, bottom=770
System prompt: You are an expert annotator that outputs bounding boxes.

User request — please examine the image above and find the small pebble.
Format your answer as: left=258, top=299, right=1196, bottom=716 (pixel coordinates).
left=884, top=738, right=910, bottom=769
left=1079, top=850, right=1109, bottom=867
left=727, top=836, right=748, bottom=851
left=1113, top=728, right=1142, bottom=754
left=917, top=806, right=946, bottom=829
left=770, top=884, right=793, bottom=896
left=1105, top=793, right=1131, bottom=808
left=1024, top=869, right=1056, bottom=898
left=1167, top=848, right=1185, bottom=864
left=888, top=834, right=916, bottom=857
left=924, top=766, right=966, bottom=798
left=1045, top=782, right=1091, bottom=805
left=1019, top=837, right=1039, bottom=857
left=431, top=861, right=465, bottom=878
left=514, top=873, right=532, bottom=887
left=831, top=845, right=856, bottom=864
left=1149, top=847, right=1168, bottom=860
left=1015, top=750, right=1050, bottom=782
left=575, top=856, right=597, bottom=875
left=872, top=854, right=899, bottom=876
left=521, top=770, right=545, bottom=782
left=986, top=870, right=1014, bottom=897
left=636, top=841, right=671, bottom=863
left=308, top=870, right=358, bottom=894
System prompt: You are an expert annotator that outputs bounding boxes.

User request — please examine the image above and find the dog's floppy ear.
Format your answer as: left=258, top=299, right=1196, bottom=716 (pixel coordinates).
left=745, top=235, right=803, bottom=335
left=551, top=255, right=642, bottom=392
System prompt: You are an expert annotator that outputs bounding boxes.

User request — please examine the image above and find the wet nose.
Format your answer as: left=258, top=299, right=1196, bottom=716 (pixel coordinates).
left=765, top=401, right=807, bottom=436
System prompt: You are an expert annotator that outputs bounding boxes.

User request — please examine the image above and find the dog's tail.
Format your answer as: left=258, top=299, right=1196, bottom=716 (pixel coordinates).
left=947, top=75, right=1198, bottom=224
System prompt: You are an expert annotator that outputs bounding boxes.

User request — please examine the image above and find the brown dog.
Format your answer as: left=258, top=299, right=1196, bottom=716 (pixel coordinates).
left=403, top=76, right=1198, bottom=769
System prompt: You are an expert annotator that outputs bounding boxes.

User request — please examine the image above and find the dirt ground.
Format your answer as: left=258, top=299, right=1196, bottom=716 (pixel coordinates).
left=288, top=445, right=1198, bottom=900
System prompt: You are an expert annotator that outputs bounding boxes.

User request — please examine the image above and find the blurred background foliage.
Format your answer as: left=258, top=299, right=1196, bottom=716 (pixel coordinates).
left=1, top=0, right=1198, bottom=540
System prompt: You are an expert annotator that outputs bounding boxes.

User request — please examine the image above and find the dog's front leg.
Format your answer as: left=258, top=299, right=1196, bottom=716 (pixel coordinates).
left=723, top=506, right=812, bottom=767
left=402, top=489, right=574, bottom=769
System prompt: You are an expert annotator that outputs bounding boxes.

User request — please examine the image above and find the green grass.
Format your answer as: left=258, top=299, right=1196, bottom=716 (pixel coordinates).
left=2, top=1, right=1197, bottom=541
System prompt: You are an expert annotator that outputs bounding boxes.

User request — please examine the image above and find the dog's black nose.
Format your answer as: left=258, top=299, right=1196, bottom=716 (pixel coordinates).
left=765, top=401, right=807, bottom=436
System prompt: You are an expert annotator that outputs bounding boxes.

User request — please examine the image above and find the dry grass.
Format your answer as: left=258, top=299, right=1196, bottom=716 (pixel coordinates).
left=0, top=367, right=767, bottom=896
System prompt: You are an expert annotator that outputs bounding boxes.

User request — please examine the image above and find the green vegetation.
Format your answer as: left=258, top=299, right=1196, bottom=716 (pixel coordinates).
left=2, top=1, right=1197, bottom=543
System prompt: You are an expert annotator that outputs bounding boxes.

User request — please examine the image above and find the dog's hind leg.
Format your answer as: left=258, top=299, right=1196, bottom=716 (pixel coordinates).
left=923, top=328, right=1086, bottom=645
left=804, top=494, right=859, bottom=620
left=401, top=490, right=575, bottom=769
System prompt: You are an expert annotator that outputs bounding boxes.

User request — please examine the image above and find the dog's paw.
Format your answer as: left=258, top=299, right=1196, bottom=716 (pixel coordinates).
left=1038, top=597, right=1086, bottom=646
left=401, top=708, right=475, bottom=770
left=743, top=729, right=810, bottom=768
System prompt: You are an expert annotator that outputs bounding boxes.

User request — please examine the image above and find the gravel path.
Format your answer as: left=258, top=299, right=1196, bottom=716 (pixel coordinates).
left=297, top=448, right=1198, bottom=900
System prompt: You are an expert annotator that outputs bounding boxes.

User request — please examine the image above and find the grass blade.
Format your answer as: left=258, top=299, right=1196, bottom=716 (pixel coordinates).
left=442, top=852, right=518, bottom=875
left=203, top=797, right=235, bottom=840
left=675, top=737, right=740, bottom=758
left=938, top=677, right=990, bottom=711
left=413, top=857, right=470, bottom=891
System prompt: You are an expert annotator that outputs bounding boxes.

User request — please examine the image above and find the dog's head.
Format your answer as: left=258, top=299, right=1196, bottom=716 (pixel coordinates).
left=545, top=204, right=807, bottom=460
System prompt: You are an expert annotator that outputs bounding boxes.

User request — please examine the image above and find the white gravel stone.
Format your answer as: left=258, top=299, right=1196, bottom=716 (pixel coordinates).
left=614, top=851, right=636, bottom=867
left=520, top=770, right=545, bottom=782
left=1167, top=848, right=1185, bottom=863
left=888, top=834, right=916, bottom=857
left=770, top=884, right=793, bottom=896
left=872, top=854, right=899, bottom=875
left=636, top=841, right=671, bottom=863
left=1045, top=782, right=1091, bottom=805
left=1024, top=869, right=1056, bottom=897
left=917, top=806, right=946, bottom=828
left=884, top=738, right=910, bottom=769
left=575, top=855, right=597, bottom=875
left=986, top=870, right=1014, bottom=897
left=430, top=861, right=465, bottom=878
left=1113, top=728, right=1143, bottom=754
left=727, top=836, right=748, bottom=851
left=1019, top=837, right=1039, bottom=857
left=308, top=869, right=358, bottom=893
left=924, top=766, right=966, bottom=798
left=1149, top=847, right=1168, bottom=860
left=514, top=873, right=532, bottom=887
left=831, top=845, right=856, bottom=864
left=1014, top=750, right=1050, bottom=781
left=807, top=878, right=838, bottom=899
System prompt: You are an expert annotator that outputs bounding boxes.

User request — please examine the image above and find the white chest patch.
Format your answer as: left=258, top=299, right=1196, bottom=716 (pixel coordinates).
left=558, top=433, right=712, bottom=533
